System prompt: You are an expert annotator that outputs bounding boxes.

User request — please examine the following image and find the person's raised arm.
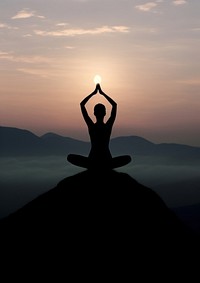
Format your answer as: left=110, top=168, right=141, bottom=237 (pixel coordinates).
left=80, top=85, right=98, bottom=126
left=97, top=84, right=117, bottom=107
left=80, top=86, right=98, bottom=107
left=97, top=84, right=117, bottom=121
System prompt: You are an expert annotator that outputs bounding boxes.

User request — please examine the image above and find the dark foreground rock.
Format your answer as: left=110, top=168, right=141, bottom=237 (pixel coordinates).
left=0, top=170, right=199, bottom=277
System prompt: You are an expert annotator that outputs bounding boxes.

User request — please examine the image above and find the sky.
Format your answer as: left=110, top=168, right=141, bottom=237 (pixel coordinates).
left=0, top=0, right=200, bottom=147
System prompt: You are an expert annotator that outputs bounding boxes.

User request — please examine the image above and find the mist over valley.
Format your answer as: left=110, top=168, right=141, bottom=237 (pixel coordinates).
left=0, top=126, right=200, bottom=232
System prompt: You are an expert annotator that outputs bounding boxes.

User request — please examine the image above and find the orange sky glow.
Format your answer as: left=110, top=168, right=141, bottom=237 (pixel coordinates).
left=0, top=0, right=200, bottom=146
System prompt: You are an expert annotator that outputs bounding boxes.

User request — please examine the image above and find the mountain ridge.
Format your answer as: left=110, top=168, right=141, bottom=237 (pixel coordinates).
left=1, top=126, right=200, bottom=159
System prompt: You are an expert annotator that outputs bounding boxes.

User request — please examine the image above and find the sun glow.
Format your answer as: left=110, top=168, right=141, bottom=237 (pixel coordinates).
left=94, top=75, right=102, bottom=84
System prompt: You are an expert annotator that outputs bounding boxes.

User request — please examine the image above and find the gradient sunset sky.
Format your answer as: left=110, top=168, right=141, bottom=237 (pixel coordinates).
left=1, top=0, right=200, bottom=146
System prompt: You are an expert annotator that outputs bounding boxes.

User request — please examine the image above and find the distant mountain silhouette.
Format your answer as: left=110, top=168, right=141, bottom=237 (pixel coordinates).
left=1, top=126, right=200, bottom=161
left=0, top=126, right=89, bottom=156
left=0, top=126, right=43, bottom=155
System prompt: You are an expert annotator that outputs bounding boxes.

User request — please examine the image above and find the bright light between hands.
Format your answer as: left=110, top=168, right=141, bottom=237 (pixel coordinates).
left=94, top=75, right=102, bottom=84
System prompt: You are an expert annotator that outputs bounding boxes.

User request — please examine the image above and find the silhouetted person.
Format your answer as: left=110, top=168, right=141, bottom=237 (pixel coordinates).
left=67, top=83, right=131, bottom=170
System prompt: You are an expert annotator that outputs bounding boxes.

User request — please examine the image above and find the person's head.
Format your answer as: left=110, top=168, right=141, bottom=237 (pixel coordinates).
left=94, top=103, right=106, bottom=119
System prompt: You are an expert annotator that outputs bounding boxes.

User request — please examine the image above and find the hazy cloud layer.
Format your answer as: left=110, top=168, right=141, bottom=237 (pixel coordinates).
left=0, top=156, right=200, bottom=219
left=34, top=25, right=130, bottom=37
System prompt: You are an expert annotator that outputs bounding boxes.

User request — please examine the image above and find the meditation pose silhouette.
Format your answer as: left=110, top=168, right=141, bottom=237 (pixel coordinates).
left=67, top=83, right=131, bottom=170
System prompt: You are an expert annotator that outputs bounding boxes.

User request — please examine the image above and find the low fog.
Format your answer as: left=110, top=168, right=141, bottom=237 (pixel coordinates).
left=0, top=155, right=200, bottom=219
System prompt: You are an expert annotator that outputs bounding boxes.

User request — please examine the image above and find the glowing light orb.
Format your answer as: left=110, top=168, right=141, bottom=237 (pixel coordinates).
left=94, top=75, right=102, bottom=84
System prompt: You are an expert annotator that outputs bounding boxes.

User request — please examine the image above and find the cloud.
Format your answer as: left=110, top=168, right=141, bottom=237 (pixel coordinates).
left=0, top=51, right=14, bottom=60
left=135, top=0, right=187, bottom=12
left=74, top=0, right=91, bottom=2
left=11, top=8, right=45, bottom=20
left=0, top=23, right=11, bottom=28
left=172, top=0, right=187, bottom=5
left=0, top=51, right=10, bottom=56
left=0, top=52, right=51, bottom=64
left=177, top=78, right=200, bottom=86
left=0, top=51, right=72, bottom=78
left=65, top=46, right=76, bottom=49
left=23, top=34, right=32, bottom=37
left=191, top=28, right=200, bottom=32
left=56, top=23, right=69, bottom=27
left=34, top=25, right=129, bottom=37
left=0, top=23, right=18, bottom=30
left=17, top=68, right=50, bottom=78
left=135, top=2, right=158, bottom=12
left=17, top=65, right=78, bottom=78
